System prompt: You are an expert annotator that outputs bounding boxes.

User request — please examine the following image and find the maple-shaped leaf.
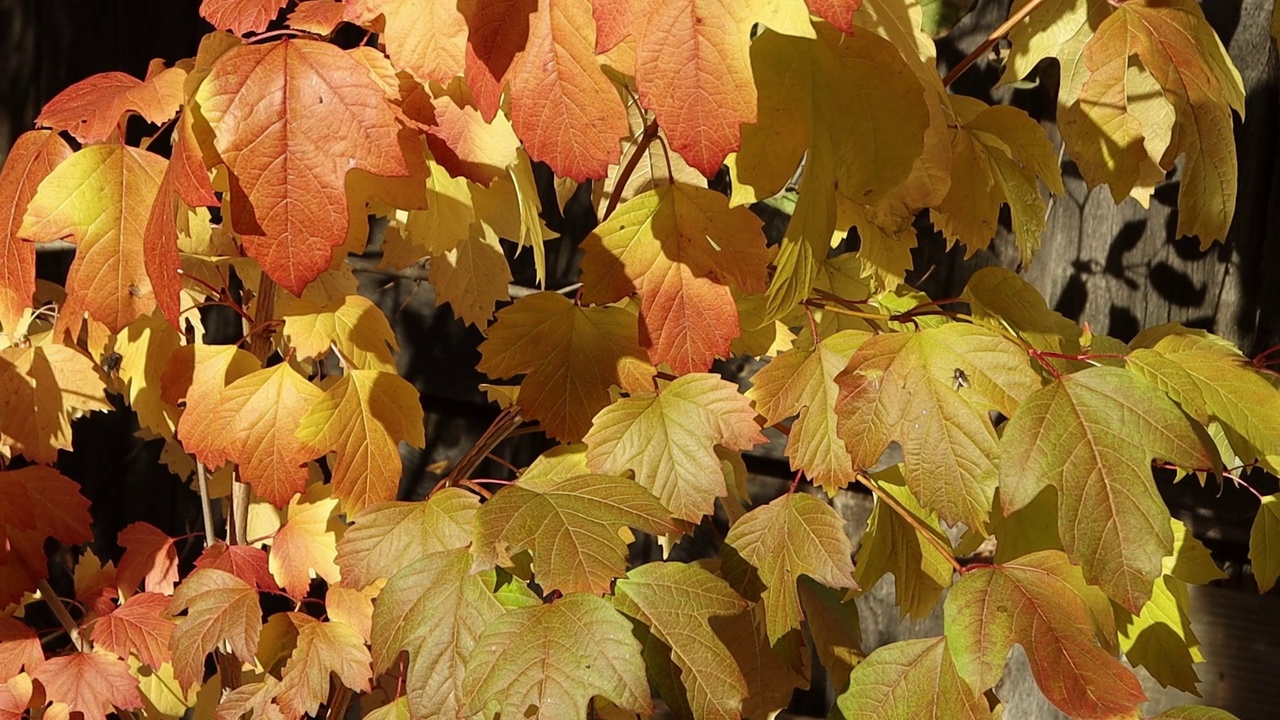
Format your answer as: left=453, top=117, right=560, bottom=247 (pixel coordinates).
left=796, top=577, right=861, bottom=693
left=613, top=562, right=749, bottom=720
left=747, top=330, right=870, bottom=493
left=1128, top=333, right=1280, bottom=474
left=288, top=0, right=345, bottom=33
left=296, top=368, right=424, bottom=513
left=174, top=344, right=260, bottom=470
left=834, top=323, right=1041, bottom=532
left=168, top=568, right=262, bottom=690
left=712, top=602, right=808, bottom=719
left=961, top=266, right=1085, bottom=363
left=0, top=672, right=32, bottom=719
left=833, top=636, right=993, bottom=719
left=110, top=310, right=183, bottom=439
left=944, top=550, right=1145, bottom=718
left=1000, top=366, right=1216, bottom=611
left=351, top=0, right=466, bottom=86
left=35, top=66, right=185, bottom=145
left=337, top=488, right=479, bottom=590
left=195, top=39, right=409, bottom=294
left=215, top=676, right=285, bottom=720
left=428, top=228, right=512, bottom=329
left=1117, top=570, right=1205, bottom=694
left=463, top=593, right=651, bottom=719
left=19, top=143, right=166, bottom=333
left=0, top=617, right=42, bottom=679
left=502, top=0, right=628, bottom=181
left=31, top=651, right=143, bottom=720
left=268, top=484, right=342, bottom=599
left=195, top=543, right=280, bottom=593
left=580, top=184, right=769, bottom=373
left=0, top=130, right=71, bottom=335
left=1251, top=495, right=1280, bottom=594
left=0, top=345, right=110, bottom=464
left=0, top=466, right=94, bottom=552
left=854, top=475, right=954, bottom=620
left=75, top=549, right=119, bottom=619
left=281, top=294, right=397, bottom=372
left=461, top=0, right=536, bottom=121
left=89, top=592, right=175, bottom=670
left=474, top=473, right=677, bottom=595
left=371, top=547, right=505, bottom=719
left=200, top=0, right=289, bottom=35
left=205, top=363, right=324, bottom=508
left=584, top=373, right=764, bottom=522
left=477, top=292, right=655, bottom=441
left=930, top=98, right=1064, bottom=264
left=723, top=493, right=856, bottom=643
left=116, top=522, right=179, bottom=596
left=276, top=618, right=371, bottom=717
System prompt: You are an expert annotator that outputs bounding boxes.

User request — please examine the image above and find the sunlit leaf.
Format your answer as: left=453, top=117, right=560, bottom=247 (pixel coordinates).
left=833, top=637, right=993, bottom=719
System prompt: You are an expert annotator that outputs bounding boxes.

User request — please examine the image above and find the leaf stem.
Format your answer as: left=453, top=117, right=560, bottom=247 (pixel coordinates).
left=36, top=579, right=83, bottom=651
left=602, top=121, right=661, bottom=221
left=439, top=406, right=525, bottom=492
left=942, top=0, right=1052, bottom=88
left=852, top=471, right=964, bottom=575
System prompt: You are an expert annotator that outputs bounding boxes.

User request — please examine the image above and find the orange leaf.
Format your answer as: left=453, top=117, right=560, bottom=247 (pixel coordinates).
left=0, top=617, right=42, bottom=679
left=805, top=0, right=861, bottom=32
left=0, top=346, right=111, bottom=463
left=30, top=651, right=143, bottom=720
left=35, top=68, right=185, bottom=145
left=89, top=592, right=175, bottom=670
left=276, top=619, right=372, bottom=717
left=174, top=344, right=261, bottom=471
left=287, top=0, right=346, bottom=34
left=19, top=143, right=167, bottom=334
left=0, top=466, right=93, bottom=550
left=195, top=542, right=280, bottom=593
left=0, top=674, right=32, bottom=720
left=351, top=0, right=467, bottom=86
left=116, top=523, right=180, bottom=596
left=74, top=550, right=119, bottom=618
left=268, top=484, right=341, bottom=599
left=506, top=0, right=629, bottom=181
left=0, top=130, right=71, bottom=335
left=200, top=0, right=289, bottom=35
left=296, top=369, right=424, bottom=513
left=209, top=363, right=324, bottom=508
left=195, top=39, right=410, bottom=294
left=463, top=0, right=538, bottom=121
left=422, top=86, right=521, bottom=187
left=168, top=568, right=262, bottom=690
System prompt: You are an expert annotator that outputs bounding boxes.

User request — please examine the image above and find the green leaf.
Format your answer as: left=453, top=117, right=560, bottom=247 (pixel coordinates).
left=747, top=330, right=871, bottom=493
left=1167, top=518, right=1225, bottom=585
left=961, top=266, right=1084, bottom=365
left=832, top=637, right=994, bottom=719
left=371, top=547, right=504, bottom=720
left=585, top=373, right=766, bottom=522
left=473, top=474, right=678, bottom=595
left=943, top=550, right=1144, bottom=719
left=919, top=0, right=978, bottom=36
left=835, top=323, right=1042, bottom=532
left=999, top=366, right=1216, bottom=611
left=613, top=563, right=749, bottom=720
left=1250, top=495, right=1280, bottom=593
left=853, top=475, right=953, bottom=620
left=1128, top=333, right=1280, bottom=473
left=723, top=493, right=856, bottom=643
left=463, top=594, right=651, bottom=720
left=1117, top=574, right=1204, bottom=694
left=797, top=578, right=862, bottom=693
left=335, top=488, right=479, bottom=589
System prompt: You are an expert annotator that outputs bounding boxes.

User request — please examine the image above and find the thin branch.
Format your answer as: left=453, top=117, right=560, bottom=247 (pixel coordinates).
left=853, top=471, right=964, bottom=575
left=942, top=0, right=1051, bottom=87
left=439, top=406, right=525, bottom=491
left=195, top=463, right=217, bottom=547
left=602, top=121, right=661, bottom=221
left=36, top=579, right=83, bottom=651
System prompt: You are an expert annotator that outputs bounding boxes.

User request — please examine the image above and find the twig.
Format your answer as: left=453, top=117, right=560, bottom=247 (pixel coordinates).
left=853, top=471, right=964, bottom=575
left=942, top=0, right=1052, bottom=87
left=36, top=579, right=83, bottom=651
left=602, top=121, right=661, bottom=221
left=439, top=407, right=525, bottom=491
left=196, top=463, right=217, bottom=547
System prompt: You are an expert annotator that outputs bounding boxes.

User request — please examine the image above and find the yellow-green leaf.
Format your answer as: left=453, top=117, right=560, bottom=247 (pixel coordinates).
left=336, top=488, right=479, bottom=590
left=854, top=476, right=953, bottom=620
left=834, top=637, right=993, bottom=719
left=1250, top=495, right=1280, bottom=593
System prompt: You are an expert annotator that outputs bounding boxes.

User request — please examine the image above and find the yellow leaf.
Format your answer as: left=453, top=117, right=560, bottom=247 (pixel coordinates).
left=0, top=344, right=110, bottom=463
left=110, top=311, right=183, bottom=439
left=280, top=294, right=398, bottom=372
left=429, top=230, right=511, bottom=328
left=268, top=483, right=342, bottom=599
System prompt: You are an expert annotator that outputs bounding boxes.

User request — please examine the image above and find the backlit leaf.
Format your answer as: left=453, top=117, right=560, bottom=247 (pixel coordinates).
left=276, top=618, right=372, bottom=718
left=1117, top=573, right=1204, bottom=694
left=174, top=344, right=260, bottom=470
left=0, top=617, right=42, bottom=679
left=713, top=602, right=807, bottom=720
left=585, top=373, right=765, bottom=522
left=0, top=130, right=71, bottom=335
left=194, top=543, right=280, bottom=593
left=200, top=0, right=289, bottom=35
left=1251, top=495, right=1280, bottom=594
left=796, top=577, right=861, bottom=693
left=90, top=592, right=176, bottom=670
left=31, top=651, right=144, bottom=720
left=337, top=488, right=480, bottom=590
left=723, top=493, right=856, bottom=643
left=353, top=0, right=467, bottom=86
left=268, top=483, right=342, bottom=599
left=463, top=593, right=651, bottom=719
left=168, top=568, right=262, bottom=690
left=0, top=346, right=110, bottom=463
left=35, top=68, right=185, bottom=145
left=116, top=522, right=180, bottom=596
left=280, top=294, right=398, bottom=373
left=835, top=636, right=991, bottom=719
left=854, top=476, right=953, bottom=620
left=429, top=229, right=512, bottom=328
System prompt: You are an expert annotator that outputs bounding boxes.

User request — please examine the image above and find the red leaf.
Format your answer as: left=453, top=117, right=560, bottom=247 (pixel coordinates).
left=90, top=592, right=175, bottom=670
left=0, top=130, right=71, bottom=335
left=31, top=651, right=143, bottom=720
left=36, top=69, right=184, bottom=145
left=196, top=39, right=410, bottom=294
left=168, top=568, right=262, bottom=690
left=0, top=467, right=92, bottom=550
left=0, top=617, right=42, bottom=679
left=116, top=523, right=180, bottom=596
left=463, top=0, right=537, bottom=121
left=805, top=0, right=861, bottom=33
left=200, top=0, right=290, bottom=35
left=195, top=542, right=280, bottom=593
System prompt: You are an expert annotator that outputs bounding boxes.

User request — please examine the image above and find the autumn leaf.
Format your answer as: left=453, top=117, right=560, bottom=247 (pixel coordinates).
left=796, top=577, right=861, bottom=693
left=999, top=367, right=1216, bottom=611
left=428, top=230, right=512, bottom=328
left=35, top=67, right=185, bottom=145
left=90, top=592, right=176, bottom=670
left=288, top=0, right=345, bottom=34
left=336, top=488, right=479, bottom=590
left=0, top=673, right=32, bottom=719
left=0, top=346, right=109, bottom=463
left=371, top=547, right=504, bottom=719
left=463, top=593, right=651, bottom=719
left=613, top=562, right=749, bottom=720
left=168, top=568, right=262, bottom=690
left=196, top=39, right=409, bottom=294
left=296, top=368, right=424, bottom=513
left=75, top=549, right=119, bottom=619
left=944, top=550, right=1145, bottom=719
left=31, top=651, right=144, bottom=720
left=116, top=522, right=180, bottom=596
left=723, top=493, right=856, bottom=643
left=854, top=476, right=954, bottom=620
left=833, top=637, right=993, bottom=719
left=352, top=0, right=467, bottom=86
left=174, top=344, right=261, bottom=469
left=194, top=543, right=280, bottom=592
left=1152, top=708, right=1244, bottom=720
left=584, top=373, right=764, bottom=522
left=1251, top=495, right=1280, bottom=594
left=268, top=483, right=342, bottom=599
left=834, top=323, right=1042, bottom=532
left=0, top=466, right=94, bottom=551
left=712, top=602, right=808, bottom=719
left=200, top=0, right=289, bottom=35
left=0, top=617, right=42, bottom=679
left=461, top=0, right=536, bottom=121
left=478, top=292, right=655, bottom=441
left=747, top=330, right=870, bottom=493
left=215, top=676, right=285, bottom=720
left=474, top=473, right=677, bottom=595
left=276, top=618, right=372, bottom=717
left=581, top=184, right=770, bottom=373
left=504, top=0, right=628, bottom=181
left=19, top=143, right=166, bottom=334
left=0, top=130, right=71, bottom=335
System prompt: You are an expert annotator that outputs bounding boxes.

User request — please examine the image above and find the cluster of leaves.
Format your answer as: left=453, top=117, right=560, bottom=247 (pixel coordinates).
left=0, top=0, right=1273, bottom=718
